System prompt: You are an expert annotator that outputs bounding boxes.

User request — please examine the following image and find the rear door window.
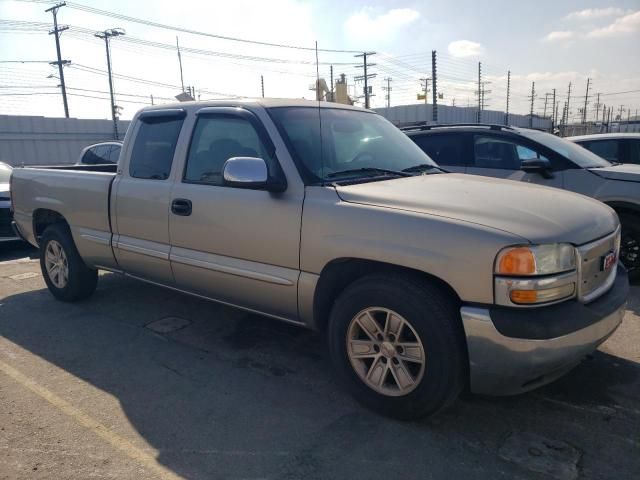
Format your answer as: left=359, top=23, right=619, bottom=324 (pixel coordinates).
left=627, top=140, right=640, bottom=164
left=412, top=134, right=466, bottom=167
left=473, top=135, right=548, bottom=169
left=129, top=115, right=185, bottom=180
left=582, top=140, right=619, bottom=162
left=107, top=144, right=121, bottom=163
left=82, top=145, right=110, bottom=164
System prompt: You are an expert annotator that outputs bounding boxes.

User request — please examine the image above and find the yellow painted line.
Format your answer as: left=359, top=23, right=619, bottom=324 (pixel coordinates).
left=0, top=359, right=183, bottom=480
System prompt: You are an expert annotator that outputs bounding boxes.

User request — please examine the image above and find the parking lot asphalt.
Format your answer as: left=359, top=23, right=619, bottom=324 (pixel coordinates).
left=0, top=242, right=638, bottom=480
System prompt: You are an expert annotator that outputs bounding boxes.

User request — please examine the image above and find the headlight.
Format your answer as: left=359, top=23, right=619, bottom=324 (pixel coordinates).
left=494, top=244, right=577, bottom=307
left=495, top=244, right=576, bottom=276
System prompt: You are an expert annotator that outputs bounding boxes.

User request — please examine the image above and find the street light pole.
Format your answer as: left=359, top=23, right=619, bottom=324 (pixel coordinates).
left=95, top=28, right=125, bottom=140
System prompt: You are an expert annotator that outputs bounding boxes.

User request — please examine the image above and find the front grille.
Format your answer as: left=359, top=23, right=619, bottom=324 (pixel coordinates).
left=577, top=227, right=621, bottom=302
left=0, top=208, right=14, bottom=237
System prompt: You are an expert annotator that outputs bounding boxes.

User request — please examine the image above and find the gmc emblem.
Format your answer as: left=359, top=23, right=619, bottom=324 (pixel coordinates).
left=601, top=251, right=617, bottom=272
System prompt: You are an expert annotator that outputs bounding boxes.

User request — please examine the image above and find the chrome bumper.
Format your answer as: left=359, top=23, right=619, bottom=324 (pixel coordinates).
left=461, top=294, right=626, bottom=396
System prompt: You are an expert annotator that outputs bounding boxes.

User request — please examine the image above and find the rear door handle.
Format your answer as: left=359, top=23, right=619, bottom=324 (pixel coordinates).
left=171, top=198, right=192, bottom=216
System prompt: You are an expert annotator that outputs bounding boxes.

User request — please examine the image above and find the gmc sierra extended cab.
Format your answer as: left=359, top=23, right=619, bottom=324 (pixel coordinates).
left=11, top=100, right=629, bottom=419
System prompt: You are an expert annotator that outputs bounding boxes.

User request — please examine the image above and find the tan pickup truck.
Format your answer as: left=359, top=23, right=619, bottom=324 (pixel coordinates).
left=10, top=99, right=629, bottom=419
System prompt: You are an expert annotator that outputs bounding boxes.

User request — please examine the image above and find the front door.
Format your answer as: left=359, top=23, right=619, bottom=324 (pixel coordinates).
left=466, top=133, right=564, bottom=188
left=168, top=108, right=303, bottom=320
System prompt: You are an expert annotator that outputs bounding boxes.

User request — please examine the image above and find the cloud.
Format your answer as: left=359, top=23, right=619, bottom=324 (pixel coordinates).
left=566, top=7, right=625, bottom=21
left=344, top=8, right=420, bottom=40
left=587, top=11, right=640, bottom=37
left=447, top=40, right=483, bottom=58
left=543, top=31, right=574, bottom=42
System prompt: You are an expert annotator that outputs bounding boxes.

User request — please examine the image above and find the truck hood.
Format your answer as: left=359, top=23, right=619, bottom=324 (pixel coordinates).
left=334, top=173, right=618, bottom=245
left=589, top=163, right=640, bottom=182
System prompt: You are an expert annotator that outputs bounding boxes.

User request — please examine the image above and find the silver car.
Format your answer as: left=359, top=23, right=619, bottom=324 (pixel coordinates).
left=76, top=141, right=122, bottom=165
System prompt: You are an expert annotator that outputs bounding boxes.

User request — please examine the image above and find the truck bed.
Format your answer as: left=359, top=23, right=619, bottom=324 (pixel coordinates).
left=11, top=166, right=117, bottom=269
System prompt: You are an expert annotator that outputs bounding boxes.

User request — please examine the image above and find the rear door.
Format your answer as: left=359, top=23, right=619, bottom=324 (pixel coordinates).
left=111, top=109, right=186, bottom=284
left=411, top=133, right=470, bottom=173
left=465, top=133, right=565, bottom=188
left=168, top=107, right=303, bottom=320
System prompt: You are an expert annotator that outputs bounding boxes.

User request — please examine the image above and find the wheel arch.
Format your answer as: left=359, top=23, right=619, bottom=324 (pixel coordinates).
left=604, top=201, right=640, bottom=217
left=312, top=257, right=462, bottom=333
left=32, top=208, right=69, bottom=245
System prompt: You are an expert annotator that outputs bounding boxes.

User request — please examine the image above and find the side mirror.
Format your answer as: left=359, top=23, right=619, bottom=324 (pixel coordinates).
left=222, top=157, right=286, bottom=192
left=521, top=157, right=554, bottom=179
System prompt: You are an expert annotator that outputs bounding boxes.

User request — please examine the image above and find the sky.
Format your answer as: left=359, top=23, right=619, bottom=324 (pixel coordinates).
left=0, top=0, right=639, bottom=121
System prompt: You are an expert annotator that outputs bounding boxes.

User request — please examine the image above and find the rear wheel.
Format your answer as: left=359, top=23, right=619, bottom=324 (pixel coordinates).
left=619, top=213, right=639, bottom=283
left=39, top=224, right=98, bottom=301
left=328, top=273, right=466, bottom=420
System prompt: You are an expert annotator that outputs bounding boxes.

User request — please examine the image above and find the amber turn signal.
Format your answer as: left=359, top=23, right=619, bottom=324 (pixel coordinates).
left=497, top=247, right=536, bottom=275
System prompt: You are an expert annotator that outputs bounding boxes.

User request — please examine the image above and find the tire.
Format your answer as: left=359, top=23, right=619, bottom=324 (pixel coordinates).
left=39, top=223, right=98, bottom=301
left=328, top=273, right=466, bottom=420
left=619, top=213, right=640, bottom=283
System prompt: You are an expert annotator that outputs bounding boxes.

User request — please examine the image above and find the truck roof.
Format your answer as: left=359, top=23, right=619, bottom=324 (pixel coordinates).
left=139, top=98, right=372, bottom=114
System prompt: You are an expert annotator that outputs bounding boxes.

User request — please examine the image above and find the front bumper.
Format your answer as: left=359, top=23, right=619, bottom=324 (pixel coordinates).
left=461, top=267, right=628, bottom=396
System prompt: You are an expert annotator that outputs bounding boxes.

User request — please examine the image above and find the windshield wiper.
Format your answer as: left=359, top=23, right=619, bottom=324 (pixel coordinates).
left=401, top=164, right=446, bottom=174
left=326, top=167, right=412, bottom=179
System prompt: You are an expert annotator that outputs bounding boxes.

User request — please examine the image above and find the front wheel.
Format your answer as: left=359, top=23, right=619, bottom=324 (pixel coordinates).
left=39, top=224, right=98, bottom=301
left=328, top=273, right=466, bottom=420
left=619, top=213, right=639, bottom=283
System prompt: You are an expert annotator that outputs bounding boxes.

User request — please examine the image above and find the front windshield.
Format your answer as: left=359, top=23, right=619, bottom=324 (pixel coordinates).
left=519, top=130, right=611, bottom=168
left=269, top=107, right=437, bottom=183
left=0, top=163, right=12, bottom=183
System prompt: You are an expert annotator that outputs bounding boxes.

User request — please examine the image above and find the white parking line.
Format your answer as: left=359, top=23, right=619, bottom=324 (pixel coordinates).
left=0, top=358, right=184, bottom=480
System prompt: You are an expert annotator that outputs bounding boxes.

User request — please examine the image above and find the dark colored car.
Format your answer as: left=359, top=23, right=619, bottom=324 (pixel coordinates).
left=404, top=124, right=640, bottom=280
left=568, top=133, right=640, bottom=165
left=0, top=161, right=19, bottom=242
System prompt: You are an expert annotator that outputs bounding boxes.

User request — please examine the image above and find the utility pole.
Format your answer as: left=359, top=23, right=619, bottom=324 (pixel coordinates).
left=46, top=2, right=70, bottom=118
left=543, top=92, right=551, bottom=118
left=582, top=78, right=591, bottom=124
left=261, top=75, right=264, bottom=98
left=477, top=62, right=482, bottom=123
left=431, top=50, right=438, bottom=122
left=382, top=77, right=392, bottom=109
left=176, top=36, right=185, bottom=93
left=419, top=77, right=430, bottom=122
left=554, top=103, right=559, bottom=132
left=95, top=28, right=125, bottom=140
left=505, top=70, right=511, bottom=125
left=618, top=104, right=625, bottom=121
left=355, top=52, right=376, bottom=109
left=329, top=65, right=334, bottom=102
left=552, top=88, right=556, bottom=127
left=150, top=94, right=154, bottom=105
left=528, top=82, right=536, bottom=128
left=627, top=109, right=631, bottom=132
left=594, top=92, right=601, bottom=122
left=566, top=81, right=572, bottom=125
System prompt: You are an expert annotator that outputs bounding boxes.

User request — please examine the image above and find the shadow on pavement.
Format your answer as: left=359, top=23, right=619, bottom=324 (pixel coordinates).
left=0, top=273, right=638, bottom=480
left=0, top=241, right=37, bottom=262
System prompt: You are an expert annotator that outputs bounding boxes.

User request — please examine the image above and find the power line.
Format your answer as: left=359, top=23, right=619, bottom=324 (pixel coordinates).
left=13, top=0, right=363, bottom=53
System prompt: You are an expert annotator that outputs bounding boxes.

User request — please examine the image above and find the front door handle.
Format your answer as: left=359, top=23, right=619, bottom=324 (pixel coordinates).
left=171, top=198, right=192, bottom=216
